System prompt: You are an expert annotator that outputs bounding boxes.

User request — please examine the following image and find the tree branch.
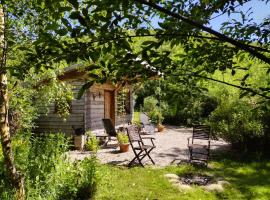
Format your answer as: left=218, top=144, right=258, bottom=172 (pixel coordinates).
left=134, top=0, right=270, bottom=64
left=83, top=33, right=270, bottom=53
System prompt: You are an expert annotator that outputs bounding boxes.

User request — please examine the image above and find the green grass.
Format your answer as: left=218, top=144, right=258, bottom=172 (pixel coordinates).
left=94, top=155, right=270, bottom=200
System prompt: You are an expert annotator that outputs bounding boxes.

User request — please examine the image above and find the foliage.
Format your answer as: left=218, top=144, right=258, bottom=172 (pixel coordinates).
left=7, top=68, right=74, bottom=134
left=2, top=0, right=270, bottom=197
left=205, top=63, right=270, bottom=152
left=95, top=156, right=270, bottom=200
left=0, top=133, right=97, bottom=200
left=208, top=97, right=263, bottom=145
left=143, top=96, right=165, bottom=124
left=8, top=0, right=268, bottom=101
left=132, top=111, right=142, bottom=129
left=54, top=82, right=74, bottom=119
left=137, top=80, right=216, bottom=126
left=117, top=88, right=129, bottom=116
left=143, top=96, right=158, bottom=114
left=117, top=132, right=129, bottom=144
left=85, top=131, right=99, bottom=152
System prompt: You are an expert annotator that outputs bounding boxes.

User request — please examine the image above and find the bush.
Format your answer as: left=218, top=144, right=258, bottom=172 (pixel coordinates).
left=208, top=98, right=263, bottom=150
left=143, top=96, right=164, bottom=124
left=0, top=133, right=98, bottom=200
left=85, top=131, right=99, bottom=152
left=143, top=96, right=158, bottom=114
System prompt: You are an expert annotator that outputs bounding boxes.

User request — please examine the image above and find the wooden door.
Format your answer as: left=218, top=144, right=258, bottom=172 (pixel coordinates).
left=104, top=90, right=115, bottom=125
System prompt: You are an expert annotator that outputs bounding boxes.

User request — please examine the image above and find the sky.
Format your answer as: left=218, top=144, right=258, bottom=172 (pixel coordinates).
left=210, top=0, right=270, bottom=30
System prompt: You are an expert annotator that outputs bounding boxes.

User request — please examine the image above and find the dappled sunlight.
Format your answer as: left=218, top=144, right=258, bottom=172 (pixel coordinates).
left=68, top=126, right=230, bottom=167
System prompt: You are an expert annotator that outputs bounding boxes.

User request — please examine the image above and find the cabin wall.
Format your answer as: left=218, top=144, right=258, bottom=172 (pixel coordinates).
left=35, top=81, right=134, bottom=135
left=85, top=86, right=105, bottom=132
left=35, top=81, right=85, bottom=136
left=85, top=85, right=133, bottom=133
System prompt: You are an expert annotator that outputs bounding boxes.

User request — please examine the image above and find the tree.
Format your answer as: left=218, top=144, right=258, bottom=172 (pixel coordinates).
left=0, top=3, right=24, bottom=199
left=0, top=1, right=67, bottom=198
left=1, top=0, right=270, bottom=198
left=28, top=0, right=269, bottom=98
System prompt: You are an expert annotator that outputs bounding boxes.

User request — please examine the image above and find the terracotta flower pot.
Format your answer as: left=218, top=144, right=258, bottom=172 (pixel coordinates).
left=119, top=143, right=129, bottom=152
left=157, top=124, right=165, bottom=132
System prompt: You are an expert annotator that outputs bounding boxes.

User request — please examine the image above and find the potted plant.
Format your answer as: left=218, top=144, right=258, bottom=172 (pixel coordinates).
left=73, top=127, right=85, bottom=150
left=85, top=131, right=99, bottom=152
left=156, top=111, right=165, bottom=132
left=117, top=132, right=129, bottom=152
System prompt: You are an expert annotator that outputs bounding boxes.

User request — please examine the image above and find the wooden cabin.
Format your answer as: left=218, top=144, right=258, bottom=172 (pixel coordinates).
left=35, top=67, right=133, bottom=136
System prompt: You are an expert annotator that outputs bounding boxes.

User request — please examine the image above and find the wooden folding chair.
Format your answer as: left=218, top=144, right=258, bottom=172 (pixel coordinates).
left=127, top=125, right=156, bottom=167
left=188, top=125, right=211, bottom=165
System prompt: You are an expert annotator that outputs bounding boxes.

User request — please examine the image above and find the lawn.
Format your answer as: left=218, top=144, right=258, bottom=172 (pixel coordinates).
left=94, top=155, right=270, bottom=200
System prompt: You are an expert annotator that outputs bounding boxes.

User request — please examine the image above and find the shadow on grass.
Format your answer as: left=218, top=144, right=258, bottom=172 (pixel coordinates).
left=208, top=152, right=270, bottom=199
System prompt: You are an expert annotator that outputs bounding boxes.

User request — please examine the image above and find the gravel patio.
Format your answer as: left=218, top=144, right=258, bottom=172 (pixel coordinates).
left=69, top=126, right=230, bottom=167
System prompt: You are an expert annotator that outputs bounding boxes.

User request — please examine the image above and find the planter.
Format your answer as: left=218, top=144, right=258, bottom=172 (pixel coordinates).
left=157, top=124, right=165, bottom=132
left=74, top=135, right=85, bottom=151
left=119, top=143, right=129, bottom=152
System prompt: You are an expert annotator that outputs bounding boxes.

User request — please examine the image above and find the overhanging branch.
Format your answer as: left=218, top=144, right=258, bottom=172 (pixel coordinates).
left=134, top=0, right=270, bottom=65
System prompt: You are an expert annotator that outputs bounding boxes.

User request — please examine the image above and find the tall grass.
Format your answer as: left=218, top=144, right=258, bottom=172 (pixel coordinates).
left=0, top=133, right=97, bottom=200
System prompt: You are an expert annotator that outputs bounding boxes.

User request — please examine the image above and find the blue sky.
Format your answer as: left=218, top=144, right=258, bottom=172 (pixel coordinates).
left=210, top=0, right=270, bottom=30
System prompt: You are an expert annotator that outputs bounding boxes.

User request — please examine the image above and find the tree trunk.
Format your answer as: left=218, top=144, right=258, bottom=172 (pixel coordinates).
left=0, top=4, right=25, bottom=200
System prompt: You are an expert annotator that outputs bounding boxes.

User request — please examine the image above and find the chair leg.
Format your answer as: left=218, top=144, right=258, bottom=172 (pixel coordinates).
left=129, top=150, right=144, bottom=167
left=189, top=147, right=193, bottom=161
left=145, top=148, right=155, bottom=164
left=138, top=148, right=155, bottom=165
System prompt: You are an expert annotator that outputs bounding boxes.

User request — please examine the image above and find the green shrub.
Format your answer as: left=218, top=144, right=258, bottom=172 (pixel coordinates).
left=149, top=109, right=164, bottom=124
left=57, top=158, right=97, bottom=200
left=143, top=96, right=164, bottom=124
left=117, top=132, right=129, bottom=144
left=0, top=133, right=98, bottom=200
left=208, top=98, right=263, bottom=149
left=85, top=131, right=99, bottom=152
left=143, top=96, right=158, bottom=114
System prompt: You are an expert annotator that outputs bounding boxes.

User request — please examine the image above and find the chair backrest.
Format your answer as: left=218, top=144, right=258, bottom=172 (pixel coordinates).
left=127, top=125, right=141, bottom=143
left=193, top=125, right=210, bottom=140
left=102, top=118, right=117, bottom=137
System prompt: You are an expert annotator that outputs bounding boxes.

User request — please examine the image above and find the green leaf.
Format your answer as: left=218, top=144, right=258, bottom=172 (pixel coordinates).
left=141, top=41, right=155, bottom=46
left=239, top=91, right=250, bottom=98
left=85, top=64, right=100, bottom=71
left=59, top=6, right=72, bottom=12
left=70, top=11, right=80, bottom=19
left=67, top=0, right=79, bottom=9
left=77, top=81, right=94, bottom=99
left=242, top=74, right=249, bottom=82
left=57, top=28, right=68, bottom=36
left=88, top=73, right=100, bottom=79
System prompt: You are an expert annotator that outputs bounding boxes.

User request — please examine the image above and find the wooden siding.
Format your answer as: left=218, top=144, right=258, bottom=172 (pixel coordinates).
left=35, top=81, right=134, bottom=135
left=35, top=81, right=85, bottom=135
left=85, top=86, right=105, bottom=131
